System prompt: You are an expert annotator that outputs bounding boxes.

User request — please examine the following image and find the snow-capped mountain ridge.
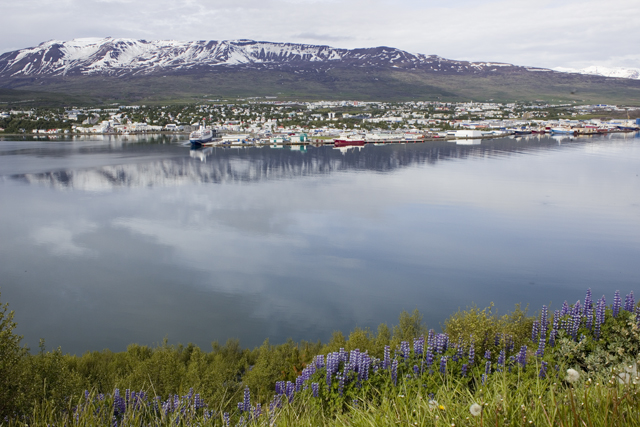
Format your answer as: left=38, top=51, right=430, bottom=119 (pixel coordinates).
left=0, top=37, right=528, bottom=78
left=554, top=66, right=640, bottom=80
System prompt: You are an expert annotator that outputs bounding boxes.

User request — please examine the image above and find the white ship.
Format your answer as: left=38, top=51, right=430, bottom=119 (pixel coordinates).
left=189, top=126, right=216, bottom=146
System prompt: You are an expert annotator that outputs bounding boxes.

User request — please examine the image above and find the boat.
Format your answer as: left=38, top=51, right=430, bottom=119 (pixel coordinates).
left=189, top=126, right=216, bottom=147
left=334, top=134, right=365, bottom=147
left=550, top=127, right=576, bottom=135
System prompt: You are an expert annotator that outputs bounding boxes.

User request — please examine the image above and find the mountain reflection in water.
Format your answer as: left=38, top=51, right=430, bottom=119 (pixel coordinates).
left=12, top=136, right=575, bottom=191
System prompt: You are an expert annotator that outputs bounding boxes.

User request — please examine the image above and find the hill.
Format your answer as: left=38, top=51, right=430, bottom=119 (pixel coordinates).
left=1, top=38, right=640, bottom=105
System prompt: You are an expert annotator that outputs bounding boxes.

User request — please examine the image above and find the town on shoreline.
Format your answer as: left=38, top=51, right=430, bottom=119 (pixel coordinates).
left=2, top=100, right=639, bottom=142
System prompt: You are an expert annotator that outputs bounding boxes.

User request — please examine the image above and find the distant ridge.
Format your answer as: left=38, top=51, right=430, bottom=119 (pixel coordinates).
left=0, top=37, right=542, bottom=78
left=1, top=38, right=640, bottom=105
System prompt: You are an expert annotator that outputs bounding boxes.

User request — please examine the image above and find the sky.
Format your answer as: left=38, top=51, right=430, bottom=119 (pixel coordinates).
left=2, top=0, right=640, bottom=70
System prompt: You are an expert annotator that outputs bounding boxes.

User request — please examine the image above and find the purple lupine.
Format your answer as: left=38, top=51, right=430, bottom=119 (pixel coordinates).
left=595, top=296, right=606, bottom=340
left=613, top=290, right=621, bottom=317
left=468, top=341, right=475, bottom=365
left=456, top=341, right=464, bottom=360
left=540, top=305, right=548, bottom=337
left=571, top=307, right=581, bottom=340
left=413, top=365, right=419, bottom=376
left=391, top=359, right=398, bottom=386
left=383, top=345, right=391, bottom=370
left=485, top=360, right=491, bottom=375
left=254, top=403, right=261, bottom=419
left=285, top=381, right=295, bottom=403
left=311, top=382, right=319, bottom=398
left=243, top=387, right=251, bottom=412
left=337, top=373, right=345, bottom=396
left=484, top=350, right=491, bottom=360
left=425, top=346, right=434, bottom=368
left=315, top=354, right=325, bottom=369
left=295, top=377, right=304, bottom=392
left=339, top=348, right=347, bottom=363
left=560, top=301, right=569, bottom=316
left=113, top=389, right=126, bottom=417
left=624, top=291, right=634, bottom=312
left=223, top=412, right=230, bottom=427
left=517, top=345, right=527, bottom=369
left=400, top=341, right=410, bottom=362
left=531, top=320, right=539, bottom=342
left=461, top=363, right=468, bottom=377
left=428, top=329, right=435, bottom=348
left=497, top=349, right=505, bottom=372
left=539, top=361, right=548, bottom=379
left=535, top=333, right=546, bottom=357
left=413, top=336, right=425, bottom=357
left=494, top=333, right=501, bottom=347
left=636, top=305, right=640, bottom=326
left=439, top=356, right=447, bottom=375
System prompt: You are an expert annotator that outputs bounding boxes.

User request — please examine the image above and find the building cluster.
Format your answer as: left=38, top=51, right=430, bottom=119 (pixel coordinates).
left=1, top=101, right=639, bottom=136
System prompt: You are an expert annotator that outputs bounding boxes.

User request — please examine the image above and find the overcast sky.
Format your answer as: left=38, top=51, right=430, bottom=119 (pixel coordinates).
left=2, top=0, right=639, bottom=70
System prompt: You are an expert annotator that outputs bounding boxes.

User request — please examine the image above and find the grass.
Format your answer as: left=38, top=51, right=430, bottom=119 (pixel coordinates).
left=2, top=291, right=640, bottom=425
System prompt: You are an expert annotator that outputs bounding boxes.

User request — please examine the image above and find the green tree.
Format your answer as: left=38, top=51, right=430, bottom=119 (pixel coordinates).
left=0, top=292, right=28, bottom=418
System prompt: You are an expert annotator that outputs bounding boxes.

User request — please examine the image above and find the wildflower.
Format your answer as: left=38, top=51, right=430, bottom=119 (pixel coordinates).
left=428, top=399, right=438, bottom=410
left=566, top=368, right=580, bottom=384
left=613, top=290, right=621, bottom=317
left=539, top=361, right=548, bottom=379
left=470, top=403, right=482, bottom=416
left=391, top=359, right=398, bottom=386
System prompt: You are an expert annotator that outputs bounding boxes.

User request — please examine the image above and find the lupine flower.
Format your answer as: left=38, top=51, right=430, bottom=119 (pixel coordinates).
left=540, top=305, right=548, bottom=337
left=285, top=381, right=295, bottom=403
left=243, top=387, right=250, bottom=412
left=383, top=346, right=391, bottom=370
left=531, top=320, right=539, bottom=341
left=223, top=412, right=230, bottom=427
left=468, top=341, right=475, bottom=365
left=413, top=336, right=425, bottom=357
left=485, top=360, right=491, bottom=375
left=413, top=365, right=419, bottom=376
left=613, top=290, right=621, bottom=317
left=426, top=346, right=434, bottom=368
left=400, top=341, right=410, bottom=362
left=595, top=296, right=606, bottom=339
left=254, top=403, right=261, bottom=419
left=497, top=349, right=505, bottom=370
left=439, top=356, right=447, bottom=375
left=535, top=333, right=546, bottom=357
left=636, top=305, right=640, bottom=326
left=484, top=350, right=491, bottom=360
left=560, top=301, right=569, bottom=316
left=625, top=291, right=635, bottom=312
left=311, top=382, right=319, bottom=398
left=494, top=333, right=501, bottom=347
left=539, top=361, right=548, bottom=379
left=461, top=363, right=468, bottom=377
left=391, top=359, right=398, bottom=386
left=517, top=345, right=527, bottom=369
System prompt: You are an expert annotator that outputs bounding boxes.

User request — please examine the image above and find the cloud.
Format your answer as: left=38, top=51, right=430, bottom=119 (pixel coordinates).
left=1, top=0, right=639, bottom=69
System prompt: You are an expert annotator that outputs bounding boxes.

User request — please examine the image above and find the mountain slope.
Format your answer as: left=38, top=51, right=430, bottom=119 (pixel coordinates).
left=1, top=38, right=640, bottom=105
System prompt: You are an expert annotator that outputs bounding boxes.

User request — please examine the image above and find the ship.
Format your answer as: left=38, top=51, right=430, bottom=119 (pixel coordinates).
left=334, top=133, right=366, bottom=147
left=189, top=126, right=217, bottom=147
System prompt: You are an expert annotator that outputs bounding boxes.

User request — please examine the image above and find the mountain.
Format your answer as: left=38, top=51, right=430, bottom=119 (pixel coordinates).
left=1, top=38, right=640, bottom=105
left=0, top=37, right=539, bottom=77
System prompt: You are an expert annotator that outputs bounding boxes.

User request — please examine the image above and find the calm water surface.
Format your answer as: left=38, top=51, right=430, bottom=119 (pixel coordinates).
left=1, top=133, right=639, bottom=355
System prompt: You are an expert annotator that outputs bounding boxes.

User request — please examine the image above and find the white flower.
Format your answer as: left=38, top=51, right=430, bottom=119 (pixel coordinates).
left=470, top=403, right=482, bottom=416
left=428, top=399, right=438, bottom=410
left=566, top=368, right=580, bottom=384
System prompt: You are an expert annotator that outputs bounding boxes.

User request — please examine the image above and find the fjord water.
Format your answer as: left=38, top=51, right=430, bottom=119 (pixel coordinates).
left=1, top=133, right=639, bottom=355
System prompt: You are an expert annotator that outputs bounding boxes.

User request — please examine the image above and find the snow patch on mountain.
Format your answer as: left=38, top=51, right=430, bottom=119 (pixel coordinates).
left=554, top=66, right=640, bottom=80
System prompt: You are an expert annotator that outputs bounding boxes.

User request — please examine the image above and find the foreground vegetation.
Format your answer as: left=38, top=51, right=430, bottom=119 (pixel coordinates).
left=1, top=289, right=639, bottom=426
